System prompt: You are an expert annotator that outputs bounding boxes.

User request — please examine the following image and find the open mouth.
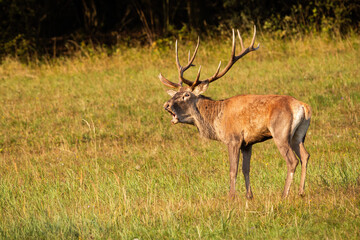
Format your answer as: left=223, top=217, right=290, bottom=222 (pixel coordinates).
left=166, top=109, right=179, bottom=124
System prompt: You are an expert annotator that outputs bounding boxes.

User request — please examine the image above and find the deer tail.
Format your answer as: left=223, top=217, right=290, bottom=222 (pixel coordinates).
left=302, top=103, right=312, bottom=120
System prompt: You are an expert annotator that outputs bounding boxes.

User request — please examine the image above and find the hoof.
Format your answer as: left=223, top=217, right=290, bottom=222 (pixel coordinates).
left=298, top=191, right=306, bottom=197
left=228, top=192, right=236, bottom=200
left=245, top=192, right=253, bottom=200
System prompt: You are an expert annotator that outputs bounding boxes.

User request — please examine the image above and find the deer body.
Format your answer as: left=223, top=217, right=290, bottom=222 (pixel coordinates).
left=160, top=26, right=311, bottom=199
left=195, top=95, right=308, bottom=143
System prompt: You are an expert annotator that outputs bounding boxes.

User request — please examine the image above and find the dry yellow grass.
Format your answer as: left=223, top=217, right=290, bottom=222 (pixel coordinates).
left=0, top=33, right=359, bottom=239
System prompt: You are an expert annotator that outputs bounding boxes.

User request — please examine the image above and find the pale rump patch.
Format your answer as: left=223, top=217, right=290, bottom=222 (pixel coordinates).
left=291, top=104, right=311, bottom=144
left=291, top=105, right=305, bottom=140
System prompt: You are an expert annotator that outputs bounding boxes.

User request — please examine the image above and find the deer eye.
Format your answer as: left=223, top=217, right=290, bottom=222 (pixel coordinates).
left=183, top=92, right=190, bottom=100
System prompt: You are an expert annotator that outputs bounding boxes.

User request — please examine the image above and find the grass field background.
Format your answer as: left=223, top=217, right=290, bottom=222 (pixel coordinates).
left=0, top=33, right=360, bottom=239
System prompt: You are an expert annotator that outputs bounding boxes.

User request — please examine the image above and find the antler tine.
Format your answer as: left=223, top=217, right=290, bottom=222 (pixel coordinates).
left=206, top=61, right=222, bottom=83
left=214, top=61, right=222, bottom=77
left=191, top=66, right=202, bottom=90
left=175, top=40, right=184, bottom=86
left=237, top=30, right=245, bottom=51
left=250, top=25, right=260, bottom=50
left=159, top=73, right=181, bottom=89
left=188, top=37, right=200, bottom=68
left=231, top=29, right=236, bottom=59
left=175, top=40, right=179, bottom=69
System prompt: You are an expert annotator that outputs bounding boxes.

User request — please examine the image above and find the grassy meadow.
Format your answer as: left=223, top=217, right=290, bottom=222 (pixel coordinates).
left=0, top=33, right=360, bottom=239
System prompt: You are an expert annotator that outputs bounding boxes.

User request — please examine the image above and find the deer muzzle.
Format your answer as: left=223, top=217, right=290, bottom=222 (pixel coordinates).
left=163, top=102, right=179, bottom=124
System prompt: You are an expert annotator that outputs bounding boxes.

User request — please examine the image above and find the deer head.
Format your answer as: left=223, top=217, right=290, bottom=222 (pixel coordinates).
left=160, top=26, right=259, bottom=125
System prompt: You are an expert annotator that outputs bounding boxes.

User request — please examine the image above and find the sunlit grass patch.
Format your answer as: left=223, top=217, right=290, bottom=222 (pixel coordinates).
left=0, top=33, right=359, bottom=239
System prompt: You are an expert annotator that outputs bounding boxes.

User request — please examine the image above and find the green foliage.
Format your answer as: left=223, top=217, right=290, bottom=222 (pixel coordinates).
left=2, top=34, right=34, bottom=59
left=261, top=0, right=359, bottom=37
left=0, top=34, right=359, bottom=238
left=1, top=0, right=360, bottom=59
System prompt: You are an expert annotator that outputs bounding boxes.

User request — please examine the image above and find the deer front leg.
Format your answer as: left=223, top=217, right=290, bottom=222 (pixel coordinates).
left=227, top=142, right=241, bottom=199
left=241, top=145, right=253, bottom=199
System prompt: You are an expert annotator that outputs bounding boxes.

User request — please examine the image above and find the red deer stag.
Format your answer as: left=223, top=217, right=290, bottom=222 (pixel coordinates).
left=159, top=26, right=311, bottom=199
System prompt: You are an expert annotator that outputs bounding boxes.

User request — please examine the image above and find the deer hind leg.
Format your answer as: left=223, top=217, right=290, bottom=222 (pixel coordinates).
left=274, top=139, right=299, bottom=198
left=291, top=119, right=310, bottom=197
left=270, top=120, right=299, bottom=198
left=241, top=145, right=253, bottom=199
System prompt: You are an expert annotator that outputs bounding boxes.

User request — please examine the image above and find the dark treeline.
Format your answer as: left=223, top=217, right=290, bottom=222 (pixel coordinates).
left=1, top=0, right=359, bottom=58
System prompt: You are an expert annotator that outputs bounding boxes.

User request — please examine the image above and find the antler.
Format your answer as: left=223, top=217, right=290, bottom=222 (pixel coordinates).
left=203, top=25, right=260, bottom=84
left=176, top=37, right=200, bottom=86
left=158, top=37, right=200, bottom=89
left=159, top=25, right=260, bottom=90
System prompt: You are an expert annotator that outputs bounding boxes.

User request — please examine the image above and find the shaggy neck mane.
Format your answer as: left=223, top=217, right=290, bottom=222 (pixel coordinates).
left=194, top=96, right=223, bottom=140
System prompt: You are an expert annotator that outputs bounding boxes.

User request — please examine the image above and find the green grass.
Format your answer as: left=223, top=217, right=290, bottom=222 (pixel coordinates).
left=0, top=33, right=360, bottom=239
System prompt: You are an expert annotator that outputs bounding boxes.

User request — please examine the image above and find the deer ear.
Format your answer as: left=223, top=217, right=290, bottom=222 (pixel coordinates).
left=192, top=81, right=209, bottom=96
left=166, top=90, right=177, bottom=97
